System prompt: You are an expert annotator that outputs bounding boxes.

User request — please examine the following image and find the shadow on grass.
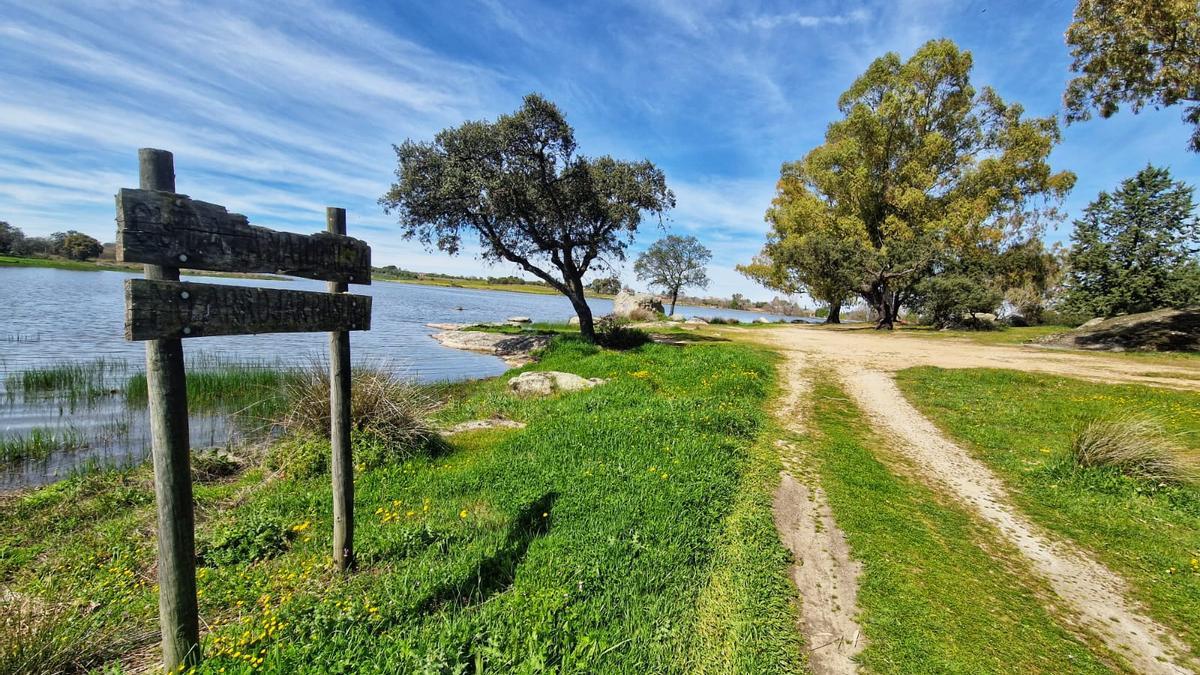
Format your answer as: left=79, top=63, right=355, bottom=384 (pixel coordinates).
left=417, top=491, right=558, bottom=614
left=649, top=332, right=730, bottom=345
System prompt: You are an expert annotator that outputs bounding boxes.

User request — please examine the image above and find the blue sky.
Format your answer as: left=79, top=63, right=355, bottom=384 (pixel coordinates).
left=1, top=0, right=1196, bottom=301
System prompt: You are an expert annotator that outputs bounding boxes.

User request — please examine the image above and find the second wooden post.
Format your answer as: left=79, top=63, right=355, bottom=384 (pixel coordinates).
left=327, top=206, right=355, bottom=571
left=138, top=148, right=201, bottom=668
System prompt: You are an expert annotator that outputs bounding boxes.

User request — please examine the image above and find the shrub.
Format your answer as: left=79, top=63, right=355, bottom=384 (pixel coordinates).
left=275, top=362, right=438, bottom=468
left=626, top=307, right=656, bottom=322
left=268, top=434, right=328, bottom=478
left=199, top=515, right=294, bottom=566
left=1069, top=416, right=1196, bottom=485
left=706, top=316, right=741, bottom=325
left=910, top=274, right=1002, bottom=329
left=594, top=315, right=650, bottom=350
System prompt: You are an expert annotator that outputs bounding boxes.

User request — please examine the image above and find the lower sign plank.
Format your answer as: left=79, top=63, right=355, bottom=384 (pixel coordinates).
left=125, top=279, right=371, bottom=341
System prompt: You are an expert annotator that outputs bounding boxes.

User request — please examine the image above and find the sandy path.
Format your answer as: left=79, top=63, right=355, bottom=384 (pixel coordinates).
left=759, top=326, right=1200, bottom=390
left=771, top=359, right=865, bottom=674
left=756, top=326, right=1199, bottom=674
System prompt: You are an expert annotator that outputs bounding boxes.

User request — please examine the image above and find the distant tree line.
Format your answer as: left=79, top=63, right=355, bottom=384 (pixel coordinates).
left=0, top=222, right=103, bottom=261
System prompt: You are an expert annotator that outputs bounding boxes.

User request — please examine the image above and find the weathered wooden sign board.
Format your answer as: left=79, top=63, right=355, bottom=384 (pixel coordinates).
left=117, top=148, right=370, bottom=671
left=124, top=279, right=372, bottom=340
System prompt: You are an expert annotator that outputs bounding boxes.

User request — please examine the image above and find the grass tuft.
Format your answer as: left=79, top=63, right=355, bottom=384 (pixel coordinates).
left=0, top=595, right=156, bottom=675
left=1070, top=415, right=1196, bottom=485
left=276, top=361, right=438, bottom=463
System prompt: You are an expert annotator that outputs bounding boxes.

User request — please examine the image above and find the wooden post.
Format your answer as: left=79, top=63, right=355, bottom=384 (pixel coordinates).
left=138, top=148, right=200, bottom=669
left=327, top=207, right=354, bottom=571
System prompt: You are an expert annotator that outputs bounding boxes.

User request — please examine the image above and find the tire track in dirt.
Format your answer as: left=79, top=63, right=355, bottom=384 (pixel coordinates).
left=841, top=365, right=1196, bottom=675
left=771, top=357, right=865, bottom=674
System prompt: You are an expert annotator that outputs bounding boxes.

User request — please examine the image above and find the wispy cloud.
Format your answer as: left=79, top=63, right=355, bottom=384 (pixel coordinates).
left=737, top=9, right=871, bottom=31
left=0, top=0, right=1195, bottom=302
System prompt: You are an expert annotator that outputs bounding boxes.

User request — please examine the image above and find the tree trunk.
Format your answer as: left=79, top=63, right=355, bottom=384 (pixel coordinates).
left=570, top=292, right=595, bottom=341
left=824, top=299, right=842, bottom=324
left=669, top=289, right=678, bottom=316
left=875, top=278, right=894, bottom=330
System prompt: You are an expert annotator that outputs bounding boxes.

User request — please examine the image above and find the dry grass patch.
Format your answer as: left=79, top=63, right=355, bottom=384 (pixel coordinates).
left=1071, top=416, right=1197, bottom=485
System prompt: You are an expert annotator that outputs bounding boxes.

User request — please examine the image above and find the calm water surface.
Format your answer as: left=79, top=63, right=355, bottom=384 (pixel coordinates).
left=0, top=266, right=801, bottom=489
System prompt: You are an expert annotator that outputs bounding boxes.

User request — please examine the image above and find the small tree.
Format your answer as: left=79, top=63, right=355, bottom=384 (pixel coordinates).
left=1063, top=165, right=1200, bottom=317
left=587, top=275, right=622, bottom=295
left=1065, top=0, right=1200, bottom=151
left=380, top=94, right=674, bottom=341
left=0, top=222, right=24, bottom=255
left=633, top=235, right=711, bottom=315
left=50, top=230, right=102, bottom=261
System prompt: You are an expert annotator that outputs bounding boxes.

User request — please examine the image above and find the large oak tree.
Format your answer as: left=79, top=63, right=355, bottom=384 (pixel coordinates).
left=757, top=39, right=1074, bottom=328
left=380, top=94, right=674, bottom=341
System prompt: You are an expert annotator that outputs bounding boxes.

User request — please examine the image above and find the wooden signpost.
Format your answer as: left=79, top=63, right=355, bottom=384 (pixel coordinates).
left=117, top=148, right=372, bottom=670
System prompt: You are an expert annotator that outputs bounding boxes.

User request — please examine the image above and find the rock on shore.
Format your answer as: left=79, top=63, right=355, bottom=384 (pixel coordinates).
left=507, top=371, right=606, bottom=396
left=431, top=330, right=551, bottom=366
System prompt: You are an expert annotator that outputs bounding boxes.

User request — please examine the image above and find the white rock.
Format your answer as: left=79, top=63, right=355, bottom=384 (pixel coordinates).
left=753, top=317, right=772, bottom=324
left=612, top=290, right=664, bottom=318
left=567, top=316, right=581, bottom=327
left=443, top=418, right=527, bottom=435
left=507, top=371, right=606, bottom=396
left=431, top=331, right=551, bottom=366
left=507, top=316, right=532, bottom=323
left=684, top=317, right=708, bottom=325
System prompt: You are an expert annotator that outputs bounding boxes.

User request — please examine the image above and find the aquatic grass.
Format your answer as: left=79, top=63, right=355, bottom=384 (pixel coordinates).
left=5, top=358, right=128, bottom=401
left=125, top=361, right=296, bottom=419
left=0, top=427, right=89, bottom=463
left=0, top=420, right=130, bottom=465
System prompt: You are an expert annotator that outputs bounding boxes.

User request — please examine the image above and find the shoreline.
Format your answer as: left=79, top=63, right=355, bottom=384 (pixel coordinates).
left=0, top=255, right=289, bottom=281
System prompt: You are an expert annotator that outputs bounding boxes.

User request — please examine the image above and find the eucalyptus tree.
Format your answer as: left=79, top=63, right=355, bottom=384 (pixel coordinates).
left=1065, top=0, right=1200, bottom=151
left=633, top=235, right=711, bottom=315
left=380, top=94, right=674, bottom=341
left=765, top=39, right=1074, bottom=328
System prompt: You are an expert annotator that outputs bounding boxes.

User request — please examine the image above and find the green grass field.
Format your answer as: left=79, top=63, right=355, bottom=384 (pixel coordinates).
left=897, top=367, right=1200, bottom=654
left=0, top=338, right=802, bottom=673
left=789, top=374, right=1112, bottom=673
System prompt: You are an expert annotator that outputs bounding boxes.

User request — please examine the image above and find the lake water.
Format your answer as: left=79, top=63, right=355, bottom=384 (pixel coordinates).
left=0, top=266, right=803, bottom=489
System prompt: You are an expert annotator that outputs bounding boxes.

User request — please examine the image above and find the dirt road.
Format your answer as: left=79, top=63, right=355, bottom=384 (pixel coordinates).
left=754, top=326, right=1200, bottom=674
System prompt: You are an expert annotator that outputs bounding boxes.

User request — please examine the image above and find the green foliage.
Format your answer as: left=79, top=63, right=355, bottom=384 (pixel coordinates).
left=593, top=315, right=651, bottom=349
left=0, top=221, right=22, bottom=254
left=380, top=93, right=675, bottom=340
left=586, top=274, right=622, bottom=295
left=268, top=434, right=328, bottom=479
left=1063, top=165, right=1200, bottom=317
left=199, top=514, right=294, bottom=567
left=751, top=39, right=1074, bottom=328
left=634, top=235, right=712, bottom=314
left=1065, top=0, right=1200, bottom=151
left=909, top=273, right=1003, bottom=328
left=49, top=230, right=102, bottom=261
